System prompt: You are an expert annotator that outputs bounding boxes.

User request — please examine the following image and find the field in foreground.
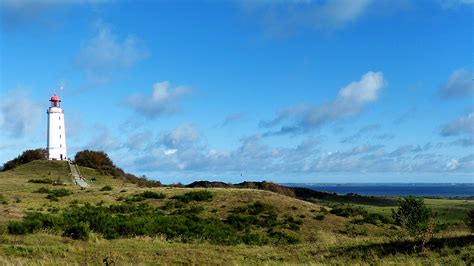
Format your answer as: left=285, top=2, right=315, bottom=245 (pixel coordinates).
left=0, top=160, right=472, bottom=264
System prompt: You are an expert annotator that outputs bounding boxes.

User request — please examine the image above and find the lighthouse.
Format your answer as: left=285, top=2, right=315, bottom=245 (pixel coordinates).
left=47, top=94, right=67, bottom=160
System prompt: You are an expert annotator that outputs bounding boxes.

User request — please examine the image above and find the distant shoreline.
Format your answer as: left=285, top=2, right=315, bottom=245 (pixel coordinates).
left=283, top=183, right=474, bottom=197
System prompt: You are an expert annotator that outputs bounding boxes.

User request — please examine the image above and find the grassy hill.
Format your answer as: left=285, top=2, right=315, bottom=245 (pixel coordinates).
left=0, top=160, right=472, bottom=264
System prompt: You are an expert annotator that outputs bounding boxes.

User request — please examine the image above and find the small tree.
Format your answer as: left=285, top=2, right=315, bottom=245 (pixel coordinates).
left=392, top=196, right=436, bottom=249
left=468, top=209, right=474, bottom=232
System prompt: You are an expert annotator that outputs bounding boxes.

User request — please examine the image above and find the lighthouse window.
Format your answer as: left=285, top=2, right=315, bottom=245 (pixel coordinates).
left=60, top=144, right=62, bottom=148
left=60, top=135, right=61, bottom=139
left=59, top=125, right=61, bottom=129
left=59, top=117, right=61, bottom=120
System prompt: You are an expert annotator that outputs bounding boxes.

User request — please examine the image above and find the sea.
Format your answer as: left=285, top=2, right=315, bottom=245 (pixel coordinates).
left=282, top=183, right=474, bottom=197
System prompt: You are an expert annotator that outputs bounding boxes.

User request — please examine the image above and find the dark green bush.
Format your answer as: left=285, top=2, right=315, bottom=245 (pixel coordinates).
left=34, top=187, right=51, bottom=194
left=34, top=187, right=71, bottom=198
left=268, top=230, right=301, bottom=244
left=137, top=191, right=166, bottom=199
left=467, top=209, right=474, bottom=232
left=8, top=201, right=302, bottom=246
left=314, top=213, right=325, bottom=221
left=63, top=222, right=90, bottom=240
left=2, top=149, right=47, bottom=171
left=330, top=205, right=368, bottom=218
left=100, top=185, right=113, bottom=191
left=227, top=213, right=258, bottom=230
left=120, top=191, right=166, bottom=203
left=28, top=178, right=52, bottom=184
left=172, top=191, right=213, bottom=203
left=392, top=196, right=433, bottom=236
left=8, top=222, right=28, bottom=235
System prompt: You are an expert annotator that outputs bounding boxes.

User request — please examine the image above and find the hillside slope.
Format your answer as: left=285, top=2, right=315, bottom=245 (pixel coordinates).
left=0, top=160, right=472, bottom=264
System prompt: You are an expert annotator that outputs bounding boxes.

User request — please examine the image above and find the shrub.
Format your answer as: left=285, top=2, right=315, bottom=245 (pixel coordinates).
left=467, top=209, right=474, bottom=232
left=138, top=191, right=166, bottom=199
left=34, top=187, right=71, bottom=201
left=8, top=222, right=28, bottom=235
left=268, top=230, right=301, bottom=244
left=28, top=178, right=53, bottom=184
left=314, top=213, right=325, bottom=221
left=330, top=205, right=368, bottom=218
left=121, top=191, right=166, bottom=203
left=392, top=196, right=433, bottom=236
left=172, top=191, right=213, bottom=203
left=49, top=189, right=72, bottom=197
left=34, top=187, right=51, bottom=194
left=100, top=185, right=113, bottom=191
left=2, top=149, right=47, bottom=171
left=63, top=222, right=90, bottom=240
left=46, top=194, right=59, bottom=201
left=8, top=201, right=302, bottom=246
left=226, top=213, right=259, bottom=231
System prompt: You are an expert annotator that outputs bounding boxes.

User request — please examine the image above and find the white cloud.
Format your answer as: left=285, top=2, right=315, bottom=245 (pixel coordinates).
left=0, top=90, right=41, bottom=137
left=76, top=21, right=149, bottom=87
left=158, top=123, right=200, bottom=149
left=439, top=68, right=473, bottom=99
left=262, top=71, right=386, bottom=135
left=446, top=159, right=459, bottom=170
left=128, top=131, right=474, bottom=175
left=126, top=81, right=191, bottom=119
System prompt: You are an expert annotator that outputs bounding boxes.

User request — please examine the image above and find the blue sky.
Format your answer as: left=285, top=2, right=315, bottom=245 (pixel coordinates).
left=0, top=0, right=473, bottom=184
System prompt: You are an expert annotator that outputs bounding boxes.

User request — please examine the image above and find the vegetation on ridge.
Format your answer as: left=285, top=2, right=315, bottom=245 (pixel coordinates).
left=74, top=150, right=162, bottom=187
left=2, top=149, right=47, bottom=171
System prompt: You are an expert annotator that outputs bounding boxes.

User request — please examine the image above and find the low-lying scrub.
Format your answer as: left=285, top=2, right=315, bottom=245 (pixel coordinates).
left=33, top=187, right=72, bottom=201
left=100, top=185, right=113, bottom=191
left=8, top=201, right=302, bottom=245
left=330, top=205, right=368, bottom=218
left=118, top=191, right=166, bottom=203
left=28, top=178, right=53, bottom=184
left=172, top=191, right=213, bottom=203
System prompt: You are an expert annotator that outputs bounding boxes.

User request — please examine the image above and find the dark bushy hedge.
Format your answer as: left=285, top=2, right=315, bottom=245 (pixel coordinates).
left=2, top=149, right=47, bottom=171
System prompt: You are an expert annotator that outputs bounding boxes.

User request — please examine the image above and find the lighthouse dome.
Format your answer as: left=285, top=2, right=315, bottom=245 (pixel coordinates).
left=50, top=95, right=61, bottom=102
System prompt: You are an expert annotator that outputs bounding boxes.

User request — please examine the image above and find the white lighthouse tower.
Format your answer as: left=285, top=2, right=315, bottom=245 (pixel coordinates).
left=47, top=94, right=67, bottom=160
